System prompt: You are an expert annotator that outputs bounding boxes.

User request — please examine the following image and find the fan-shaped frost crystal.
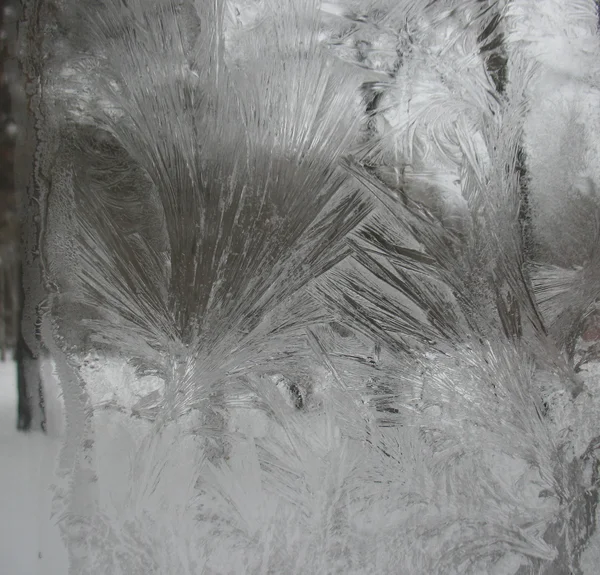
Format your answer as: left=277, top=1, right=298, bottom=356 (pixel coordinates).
left=15, top=0, right=600, bottom=572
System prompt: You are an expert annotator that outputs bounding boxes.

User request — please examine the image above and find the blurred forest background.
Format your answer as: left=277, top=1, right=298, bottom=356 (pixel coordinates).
left=0, top=0, right=43, bottom=434
left=0, top=0, right=19, bottom=358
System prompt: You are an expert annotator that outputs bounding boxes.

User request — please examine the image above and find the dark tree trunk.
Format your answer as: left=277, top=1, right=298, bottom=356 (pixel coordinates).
left=0, top=0, right=47, bottom=432
left=15, top=259, right=45, bottom=432
left=16, top=334, right=45, bottom=431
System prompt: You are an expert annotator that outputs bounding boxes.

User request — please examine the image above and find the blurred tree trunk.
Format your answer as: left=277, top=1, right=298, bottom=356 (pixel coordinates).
left=0, top=0, right=45, bottom=431
left=16, top=263, right=45, bottom=431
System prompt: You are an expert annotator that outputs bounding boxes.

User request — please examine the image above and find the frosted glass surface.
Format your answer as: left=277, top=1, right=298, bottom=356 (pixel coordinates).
left=7, top=1, right=600, bottom=573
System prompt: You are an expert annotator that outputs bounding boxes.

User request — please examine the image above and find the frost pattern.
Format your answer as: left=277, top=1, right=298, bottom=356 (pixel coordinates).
left=17, top=0, right=600, bottom=573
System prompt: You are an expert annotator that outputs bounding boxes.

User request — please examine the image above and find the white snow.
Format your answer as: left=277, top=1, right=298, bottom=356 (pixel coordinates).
left=0, top=358, right=68, bottom=575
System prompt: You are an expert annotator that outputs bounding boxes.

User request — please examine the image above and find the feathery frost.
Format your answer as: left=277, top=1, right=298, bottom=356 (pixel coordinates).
left=17, top=0, right=600, bottom=572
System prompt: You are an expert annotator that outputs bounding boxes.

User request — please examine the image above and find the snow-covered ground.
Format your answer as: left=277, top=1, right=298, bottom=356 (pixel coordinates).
left=0, top=359, right=68, bottom=575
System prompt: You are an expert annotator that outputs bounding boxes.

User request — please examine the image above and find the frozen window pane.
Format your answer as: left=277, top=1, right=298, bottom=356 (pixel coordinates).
left=8, top=0, right=600, bottom=573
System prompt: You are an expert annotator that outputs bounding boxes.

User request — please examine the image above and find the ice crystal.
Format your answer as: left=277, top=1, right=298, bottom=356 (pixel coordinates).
left=15, top=0, right=600, bottom=573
